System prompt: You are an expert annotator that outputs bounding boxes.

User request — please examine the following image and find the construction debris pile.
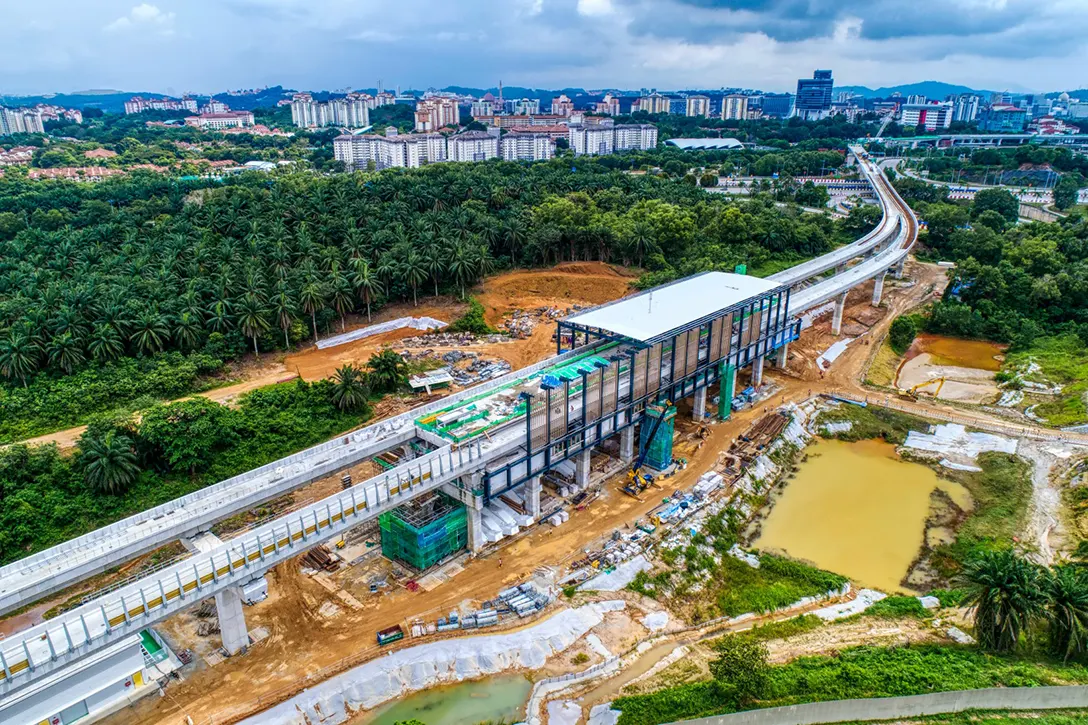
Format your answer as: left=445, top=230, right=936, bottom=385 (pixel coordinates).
left=400, top=331, right=509, bottom=349
left=398, top=348, right=513, bottom=387
left=501, top=305, right=581, bottom=338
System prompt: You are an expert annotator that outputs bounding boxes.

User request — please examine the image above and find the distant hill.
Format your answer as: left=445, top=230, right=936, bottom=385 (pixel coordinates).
left=835, top=81, right=991, bottom=100
left=0, top=91, right=158, bottom=113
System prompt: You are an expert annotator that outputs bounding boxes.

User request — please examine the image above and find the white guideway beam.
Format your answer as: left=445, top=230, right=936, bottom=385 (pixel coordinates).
left=0, top=439, right=488, bottom=696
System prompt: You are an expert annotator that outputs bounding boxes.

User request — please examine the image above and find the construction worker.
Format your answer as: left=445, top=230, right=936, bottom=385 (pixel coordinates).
left=498, top=558, right=504, bottom=568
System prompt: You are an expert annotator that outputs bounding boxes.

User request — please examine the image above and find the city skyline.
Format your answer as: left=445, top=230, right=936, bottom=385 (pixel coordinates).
left=4, top=0, right=1087, bottom=97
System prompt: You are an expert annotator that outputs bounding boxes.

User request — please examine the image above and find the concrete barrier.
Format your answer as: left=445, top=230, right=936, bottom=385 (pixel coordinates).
left=672, top=686, right=1088, bottom=725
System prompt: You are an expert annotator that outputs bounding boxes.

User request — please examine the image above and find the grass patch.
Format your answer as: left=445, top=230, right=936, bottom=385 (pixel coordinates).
left=630, top=550, right=846, bottom=624
left=0, top=352, right=225, bottom=443
left=931, top=453, right=1032, bottom=574
left=720, top=615, right=824, bottom=645
left=446, top=297, right=499, bottom=335
left=866, top=336, right=902, bottom=388
left=613, top=645, right=1088, bottom=725
left=1006, top=335, right=1088, bottom=427
left=816, top=403, right=930, bottom=445
left=866, top=595, right=928, bottom=619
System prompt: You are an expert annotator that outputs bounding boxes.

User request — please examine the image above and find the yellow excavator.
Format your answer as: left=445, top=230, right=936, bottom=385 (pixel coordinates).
left=624, top=400, right=672, bottom=498
left=898, top=378, right=946, bottom=399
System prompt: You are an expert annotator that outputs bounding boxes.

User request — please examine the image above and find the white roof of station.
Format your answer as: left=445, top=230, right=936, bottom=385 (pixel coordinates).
left=564, top=272, right=778, bottom=343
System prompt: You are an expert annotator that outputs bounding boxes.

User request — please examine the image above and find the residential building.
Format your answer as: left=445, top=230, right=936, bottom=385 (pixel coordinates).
left=551, top=94, right=575, bottom=117
left=333, top=127, right=447, bottom=170
left=1030, top=116, right=1075, bottom=135
left=414, top=97, right=459, bottom=131
left=795, top=69, right=833, bottom=120
left=473, top=114, right=569, bottom=129
left=569, top=124, right=615, bottom=156
left=448, top=131, right=500, bottom=162
left=594, top=94, right=621, bottom=116
left=290, top=93, right=370, bottom=129
left=569, top=120, right=657, bottom=156
left=0, top=107, right=45, bottom=135
left=471, top=93, right=496, bottom=117
left=686, top=95, right=710, bottom=117
left=952, top=94, right=981, bottom=123
left=638, top=92, right=671, bottom=114
left=0, top=145, right=35, bottom=166
left=760, top=93, right=794, bottom=119
left=123, top=96, right=198, bottom=114
left=375, top=92, right=397, bottom=107
left=721, top=94, right=749, bottom=121
left=978, top=104, right=1028, bottom=132
left=899, top=102, right=953, bottom=130
left=201, top=99, right=230, bottom=115
left=906, top=94, right=927, bottom=106
left=513, top=98, right=540, bottom=115
left=614, top=124, right=658, bottom=151
left=501, top=131, right=554, bottom=161
left=1068, top=102, right=1088, bottom=120
left=184, top=111, right=255, bottom=130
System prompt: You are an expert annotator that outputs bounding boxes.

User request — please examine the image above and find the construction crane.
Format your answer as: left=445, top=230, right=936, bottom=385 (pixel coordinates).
left=898, top=378, right=946, bottom=399
left=624, top=400, right=671, bottom=498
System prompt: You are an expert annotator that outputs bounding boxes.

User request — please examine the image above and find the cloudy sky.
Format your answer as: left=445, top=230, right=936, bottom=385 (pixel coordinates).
left=4, top=0, right=1086, bottom=96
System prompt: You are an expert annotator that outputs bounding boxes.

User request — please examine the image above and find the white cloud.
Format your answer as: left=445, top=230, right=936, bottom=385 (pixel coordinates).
left=577, top=0, right=613, bottom=16
left=104, top=4, right=175, bottom=33
left=353, top=29, right=401, bottom=43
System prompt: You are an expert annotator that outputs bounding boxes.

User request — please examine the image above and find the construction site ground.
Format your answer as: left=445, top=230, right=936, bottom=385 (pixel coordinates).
left=97, top=260, right=957, bottom=725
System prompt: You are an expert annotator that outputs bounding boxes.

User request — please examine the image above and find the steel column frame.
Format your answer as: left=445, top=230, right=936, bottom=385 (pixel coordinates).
left=483, top=356, right=727, bottom=499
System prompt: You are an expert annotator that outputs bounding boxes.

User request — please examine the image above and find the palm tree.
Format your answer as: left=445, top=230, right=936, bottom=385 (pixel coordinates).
left=0, top=330, right=41, bottom=386
left=447, top=243, right=478, bottom=300
left=1047, top=565, right=1088, bottom=662
left=47, top=332, right=85, bottom=375
left=422, top=244, right=446, bottom=297
left=400, top=249, right=427, bottom=307
left=88, top=323, right=125, bottom=363
left=958, top=550, right=1047, bottom=653
left=366, top=349, right=407, bottom=393
left=79, top=429, right=141, bottom=495
left=271, top=290, right=298, bottom=349
left=299, top=281, right=326, bottom=342
left=236, top=296, right=271, bottom=357
left=350, top=259, right=382, bottom=322
left=173, top=311, right=203, bottom=352
left=331, top=364, right=369, bottom=411
left=328, top=272, right=355, bottom=331
left=629, top=222, right=655, bottom=267
left=130, top=310, right=170, bottom=356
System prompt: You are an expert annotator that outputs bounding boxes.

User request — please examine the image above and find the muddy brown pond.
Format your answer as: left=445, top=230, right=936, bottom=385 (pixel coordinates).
left=756, top=438, right=971, bottom=592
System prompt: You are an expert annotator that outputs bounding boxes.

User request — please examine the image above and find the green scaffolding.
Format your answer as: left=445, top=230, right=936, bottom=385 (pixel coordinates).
left=379, top=493, right=468, bottom=571
left=639, top=403, right=677, bottom=471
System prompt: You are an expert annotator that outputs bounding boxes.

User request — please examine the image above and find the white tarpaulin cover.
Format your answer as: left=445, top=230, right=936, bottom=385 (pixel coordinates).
left=316, top=316, right=446, bottom=350
left=904, top=423, right=1017, bottom=458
